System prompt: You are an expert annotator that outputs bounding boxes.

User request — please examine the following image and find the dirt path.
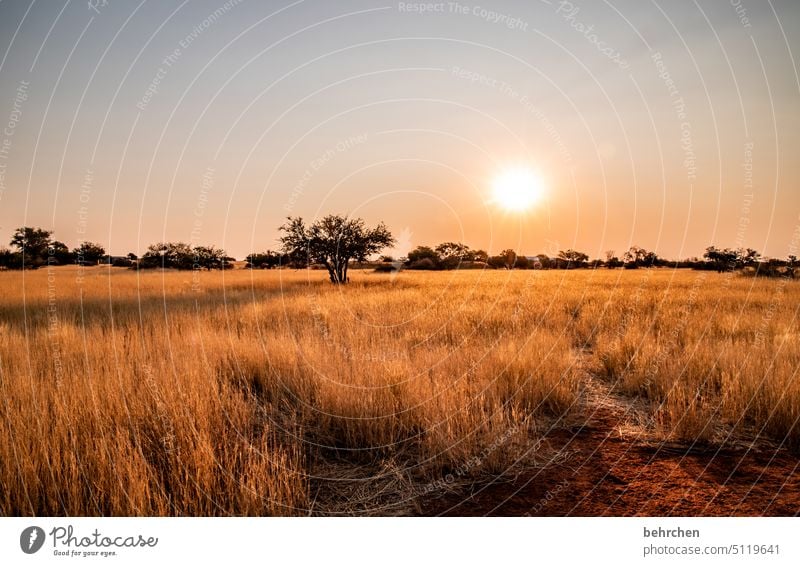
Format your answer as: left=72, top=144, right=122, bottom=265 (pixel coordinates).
left=422, top=364, right=800, bottom=516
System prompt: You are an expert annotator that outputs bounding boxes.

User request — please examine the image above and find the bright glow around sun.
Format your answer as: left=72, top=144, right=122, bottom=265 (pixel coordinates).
left=491, top=168, right=545, bottom=212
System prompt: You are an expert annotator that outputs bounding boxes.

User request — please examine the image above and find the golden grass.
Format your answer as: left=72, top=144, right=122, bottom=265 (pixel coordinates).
left=0, top=266, right=797, bottom=515
left=589, top=270, right=800, bottom=445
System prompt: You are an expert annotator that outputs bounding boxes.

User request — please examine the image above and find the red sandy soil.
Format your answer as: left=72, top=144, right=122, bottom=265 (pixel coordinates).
left=423, top=383, right=800, bottom=516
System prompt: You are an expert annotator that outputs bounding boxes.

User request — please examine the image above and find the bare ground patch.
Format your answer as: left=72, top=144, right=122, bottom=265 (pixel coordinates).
left=422, top=357, right=800, bottom=516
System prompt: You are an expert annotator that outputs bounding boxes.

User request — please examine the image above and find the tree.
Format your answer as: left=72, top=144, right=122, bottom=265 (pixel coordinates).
left=73, top=241, right=106, bottom=265
left=623, top=246, right=641, bottom=265
left=408, top=257, right=437, bottom=270
left=110, top=256, right=134, bottom=267
left=47, top=241, right=74, bottom=265
left=435, top=242, right=473, bottom=268
left=623, top=246, right=660, bottom=268
left=193, top=245, right=233, bottom=270
left=472, top=249, right=489, bottom=263
left=246, top=251, right=283, bottom=269
left=487, top=249, right=522, bottom=269
left=279, top=215, right=394, bottom=284
left=703, top=246, right=738, bottom=272
left=10, top=226, right=53, bottom=267
left=140, top=242, right=233, bottom=270
left=558, top=249, right=589, bottom=268
left=0, top=247, right=20, bottom=269
left=487, top=255, right=505, bottom=269
left=500, top=249, right=518, bottom=269
left=737, top=247, right=761, bottom=267
left=533, top=254, right=553, bottom=269
left=140, top=242, right=194, bottom=269
left=605, top=250, right=622, bottom=268
left=407, top=246, right=439, bottom=263
left=406, top=246, right=441, bottom=269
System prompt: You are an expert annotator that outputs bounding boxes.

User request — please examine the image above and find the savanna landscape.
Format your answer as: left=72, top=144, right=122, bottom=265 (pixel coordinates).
left=1, top=0, right=799, bottom=532
left=2, top=262, right=798, bottom=516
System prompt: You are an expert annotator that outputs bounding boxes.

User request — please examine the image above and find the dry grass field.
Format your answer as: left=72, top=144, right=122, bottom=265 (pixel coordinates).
left=1, top=266, right=799, bottom=516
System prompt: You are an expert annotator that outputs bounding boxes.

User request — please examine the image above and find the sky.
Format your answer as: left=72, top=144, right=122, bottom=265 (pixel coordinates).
left=0, top=0, right=798, bottom=260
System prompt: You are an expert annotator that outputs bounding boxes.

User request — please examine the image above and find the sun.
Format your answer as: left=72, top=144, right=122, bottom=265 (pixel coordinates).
left=491, top=168, right=544, bottom=212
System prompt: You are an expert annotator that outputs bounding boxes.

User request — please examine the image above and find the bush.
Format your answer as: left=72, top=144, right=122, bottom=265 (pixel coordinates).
left=409, top=258, right=436, bottom=270
left=406, top=246, right=440, bottom=268
left=456, top=261, right=488, bottom=270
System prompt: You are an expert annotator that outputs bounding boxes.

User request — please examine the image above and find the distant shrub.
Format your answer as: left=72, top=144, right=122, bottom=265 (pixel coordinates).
left=406, top=246, right=440, bottom=267
left=456, top=261, right=488, bottom=270
left=111, top=257, right=135, bottom=268
left=409, top=258, right=436, bottom=270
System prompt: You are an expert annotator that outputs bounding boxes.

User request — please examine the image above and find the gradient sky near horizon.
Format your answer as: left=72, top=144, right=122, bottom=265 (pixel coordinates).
left=0, top=0, right=798, bottom=260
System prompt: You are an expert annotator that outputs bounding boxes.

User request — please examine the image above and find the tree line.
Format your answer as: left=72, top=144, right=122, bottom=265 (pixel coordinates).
left=2, top=217, right=798, bottom=284
left=0, top=227, right=235, bottom=271
left=382, top=243, right=796, bottom=275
